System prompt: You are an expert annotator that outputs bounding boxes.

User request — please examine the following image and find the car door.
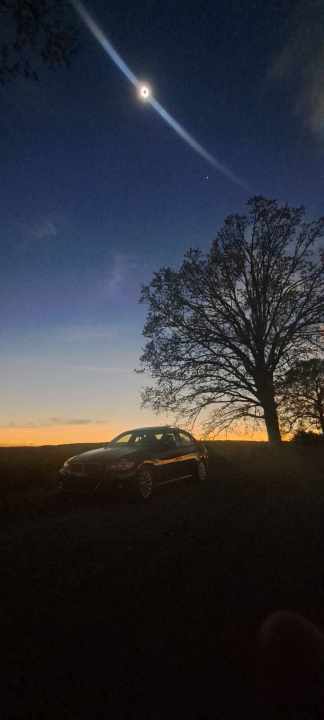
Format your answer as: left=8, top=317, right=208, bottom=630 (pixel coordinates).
left=152, top=430, right=183, bottom=484
left=175, top=430, right=198, bottom=478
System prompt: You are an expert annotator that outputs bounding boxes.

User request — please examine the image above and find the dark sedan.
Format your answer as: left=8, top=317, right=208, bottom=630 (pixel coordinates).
left=58, top=426, right=208, bottom=500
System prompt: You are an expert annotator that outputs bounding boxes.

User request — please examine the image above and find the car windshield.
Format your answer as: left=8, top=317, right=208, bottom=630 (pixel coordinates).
left=109, top=430, right=173, bottom=447
left=110, top=432, right=134, bottom=446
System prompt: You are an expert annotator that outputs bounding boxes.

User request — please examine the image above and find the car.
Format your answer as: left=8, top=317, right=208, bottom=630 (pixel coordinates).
left=58, top=425, right=208, bottom=500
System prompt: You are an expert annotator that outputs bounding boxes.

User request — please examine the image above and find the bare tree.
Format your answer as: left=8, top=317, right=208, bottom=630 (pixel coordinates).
left=0, top=0, right=77, bottom=83
left=139, top=197, right=324, bottom=444
left=280, top=358, right=324, bottom=435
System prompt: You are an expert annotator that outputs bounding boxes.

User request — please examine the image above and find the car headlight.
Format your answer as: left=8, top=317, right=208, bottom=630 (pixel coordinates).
left=63, top=456, right=76, bottom=467
left=110, top=459, right=136, bottom=472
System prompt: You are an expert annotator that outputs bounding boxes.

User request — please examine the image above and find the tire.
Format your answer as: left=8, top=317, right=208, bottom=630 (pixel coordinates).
left=196, top=459, right=208, bottom=483
left=135, top=466, right=154, bottom=500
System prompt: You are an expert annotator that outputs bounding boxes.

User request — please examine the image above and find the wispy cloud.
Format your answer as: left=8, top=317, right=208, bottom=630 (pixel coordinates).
left=12, top=215, right=59, bottom=252
left=103, top=251, right=161, bottom=304
left=49, top=418, right=92, bottom=426
left=31, top=219, right=58, bottom=242
left=61, top=363, right=132, bottom=374
left=271, top=0, right=324, bottom=140
left=57, top=325, right=114, bottom=343
left=0, top=418, right=108, bottom=428
left=106, top=253, right=138, bottom=299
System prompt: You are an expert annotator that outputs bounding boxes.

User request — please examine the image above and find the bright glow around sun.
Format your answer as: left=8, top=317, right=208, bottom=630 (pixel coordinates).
left=72, top=0, right=249, bottom=190
left=138, top=83, right=151, bottom=101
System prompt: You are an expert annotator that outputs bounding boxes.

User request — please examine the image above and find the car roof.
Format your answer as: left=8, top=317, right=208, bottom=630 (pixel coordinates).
left=117, top=426, right=178, bottom=435
left=112, top=426, right=196, bottom=437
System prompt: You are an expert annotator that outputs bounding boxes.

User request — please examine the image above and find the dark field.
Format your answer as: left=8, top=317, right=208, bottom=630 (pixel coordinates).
left=1, top=442, right=324, bottom=719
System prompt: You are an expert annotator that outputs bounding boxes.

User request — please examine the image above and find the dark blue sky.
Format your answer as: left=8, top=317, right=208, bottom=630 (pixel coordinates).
left=0, top=0, right=323, bottom=442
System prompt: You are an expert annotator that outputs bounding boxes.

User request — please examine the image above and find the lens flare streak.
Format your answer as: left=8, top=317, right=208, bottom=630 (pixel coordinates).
left=72, top=0, right=138, bottom=86
left=72, top=0, right=249, bottom=191
left=150, top=97, right=247, bottom=188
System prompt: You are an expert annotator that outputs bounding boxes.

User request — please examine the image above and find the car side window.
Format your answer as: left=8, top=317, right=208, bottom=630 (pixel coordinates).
left=133, top=432, right=152, bottom=446
left=177, top=431, right=194, bottom=447
left=154, top=433, right=164, bottom=441
left=158, top=431, right=178, bottom=449
left=113, top=432, right=133, bottom=445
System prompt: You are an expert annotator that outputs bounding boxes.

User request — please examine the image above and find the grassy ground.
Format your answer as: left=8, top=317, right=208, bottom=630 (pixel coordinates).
left=0, top=442, right=324, bottom=718
left=1, top=439, right=323, bottom=505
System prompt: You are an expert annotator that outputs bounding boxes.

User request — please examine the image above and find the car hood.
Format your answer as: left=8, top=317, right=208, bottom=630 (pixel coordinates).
left=71, top=446, right=138, bottom=465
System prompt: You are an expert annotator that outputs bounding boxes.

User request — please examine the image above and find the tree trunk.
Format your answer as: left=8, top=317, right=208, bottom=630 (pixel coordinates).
left=319, top=413, right=324, bottom=435
left=263, top=396, right=282, bottom=444
left=317, top=393, right=324, bottom=434
left=256, top=372, right=282, bottom=445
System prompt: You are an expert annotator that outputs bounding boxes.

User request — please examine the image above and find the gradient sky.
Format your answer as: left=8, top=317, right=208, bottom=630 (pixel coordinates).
left=0, top=0, right=323, bottom=445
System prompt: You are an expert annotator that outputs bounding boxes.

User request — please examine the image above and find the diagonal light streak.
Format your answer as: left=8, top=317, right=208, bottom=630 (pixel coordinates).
left=71, top=0, right=249, bottom=191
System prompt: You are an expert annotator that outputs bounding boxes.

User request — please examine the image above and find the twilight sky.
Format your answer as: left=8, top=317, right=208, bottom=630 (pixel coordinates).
left=0, top=0, right=323, bottom=445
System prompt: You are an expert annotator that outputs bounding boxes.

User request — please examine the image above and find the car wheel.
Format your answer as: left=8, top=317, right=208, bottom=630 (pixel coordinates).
left=196, top=459, right=208, bottom=482
left=136, top=466, right=154, bottom=500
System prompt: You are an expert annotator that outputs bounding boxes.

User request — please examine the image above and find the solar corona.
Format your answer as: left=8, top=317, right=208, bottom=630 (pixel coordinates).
left=71, top=0, right=249, bottom=191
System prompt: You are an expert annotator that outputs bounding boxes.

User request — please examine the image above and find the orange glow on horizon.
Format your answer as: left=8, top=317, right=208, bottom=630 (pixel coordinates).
left=0, top=422, right=268, bottom=447
left=0, top=423, right=120, bottom=447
